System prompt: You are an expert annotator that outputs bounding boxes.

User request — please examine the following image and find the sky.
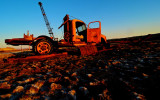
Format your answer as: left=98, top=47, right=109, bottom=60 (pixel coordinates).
left=0, top=0, right=160, bottom=48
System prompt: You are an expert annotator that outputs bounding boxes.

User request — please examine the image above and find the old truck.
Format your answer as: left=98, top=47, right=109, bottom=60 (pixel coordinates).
left=5, top=2, right=109, bottom=55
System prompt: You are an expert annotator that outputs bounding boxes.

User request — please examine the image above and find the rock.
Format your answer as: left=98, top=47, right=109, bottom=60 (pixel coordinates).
left=17, top=77, right=35, bottom=84
left=102, top=88, right=112, bottom=100
left=89, top=81, right=100, bottom=86
left=66, top=70, right=70, bottom=74
left=87, top=74, right=92, bottom=78
left=99, top=67, right=102, bottom=70
left=68, top=90, right=76, bottom=100
left=134, top=66, right=138, bottom=70
left=142, top=73, right=149, bottom=78
left=133, top=92, right=146, bottom=100
left=4, top=76, right=13, bottom=81
left=50, top=83, right=62, bottom=91
left=26, top=86, right=39, bottom=95
left=112, top=60, right=121, bottom=65
left=101, top=79, right=108, bottom=85
left=0, top=93, right=12, bottom=99
left=79, top=87, right=89, bottom=95
left=89, top=82, right=95, bottom=86
left=26, top=80, right=44, bottom=95
left=71, top=72, right=77, bottom=77
left=13, top=86, right=24, bottom=93
left=48, top=77, right=59, bottom=83
left=105, top=65, right=108, bottom=69
left=64, top=77, right=70, bottom=80
left=0, top=82, right=11, bottom=89
left=32, top=80, right=45, bottom=89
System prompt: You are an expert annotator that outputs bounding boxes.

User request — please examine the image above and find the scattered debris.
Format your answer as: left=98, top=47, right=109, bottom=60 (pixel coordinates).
left=0, top=38, right=160, bottom=99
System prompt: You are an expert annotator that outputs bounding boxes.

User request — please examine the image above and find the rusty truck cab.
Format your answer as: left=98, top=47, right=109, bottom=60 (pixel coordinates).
left=59, top=14, right=105, bottom=45
left=71, top=19, right=87, bottom=42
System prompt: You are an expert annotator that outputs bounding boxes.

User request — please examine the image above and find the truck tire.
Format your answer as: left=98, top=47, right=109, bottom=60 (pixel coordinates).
left=33, top=39, right=54, bottom=55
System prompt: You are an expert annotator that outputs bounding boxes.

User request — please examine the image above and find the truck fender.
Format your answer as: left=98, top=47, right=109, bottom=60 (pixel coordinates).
left=32, top=35, right=57, bottom=46
left=101, top=34, right=110, bottom=48
left=101, top=34, right=107, bottom=43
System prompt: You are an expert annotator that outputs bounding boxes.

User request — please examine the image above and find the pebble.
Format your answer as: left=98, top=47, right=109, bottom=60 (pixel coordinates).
left=79, top=87, right=89, bottom=95
left=105, top=65, right=108, bottom=69
left=87, top=74, right=92, bottom=78
left=50, top=83, right=62, bottom=91
left=32, top=80, right=44, bottom=90
left=99, top=89, right=111, bottom=100
left=71, top=72, right=77, bottom=77
left=4, top=76, right=13, bottom=81
left=68, top=90, right=76, bottom=100
left=0, top=82, right=11, bottom=89
left=142, top=73, right=149, bottom=78
left=13, top=86, right=24, bottom=93
left=0, top=93, right=12, bottom=99
left=112, top=60, right=121, bottom=65
left=48, top=77, right=59, bottom=83
left=17, top=77, right=35, bottom=84
left=26, top=86, right=39, bottom=95
left=133, top=92, right=146, bottom=100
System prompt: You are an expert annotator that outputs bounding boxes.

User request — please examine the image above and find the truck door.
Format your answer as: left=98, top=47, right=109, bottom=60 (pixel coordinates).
left=87, top=21, right=101, bottom=43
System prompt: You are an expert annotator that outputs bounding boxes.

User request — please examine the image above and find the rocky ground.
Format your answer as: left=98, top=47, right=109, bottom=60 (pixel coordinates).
left=0, top=40, right=160, bottom=100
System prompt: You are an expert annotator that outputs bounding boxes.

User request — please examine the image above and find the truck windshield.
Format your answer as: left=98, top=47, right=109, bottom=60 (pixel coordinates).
left=76, top=22, right=86, bottom=35
left=77, top=25, right=86, bottom=32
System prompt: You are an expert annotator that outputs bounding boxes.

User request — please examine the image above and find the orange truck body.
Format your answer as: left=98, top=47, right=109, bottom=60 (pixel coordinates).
left=5, top=14, right=109, bottom=55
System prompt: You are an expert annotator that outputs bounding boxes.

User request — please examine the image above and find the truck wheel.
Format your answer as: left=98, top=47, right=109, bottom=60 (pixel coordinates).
left=33, top=39, right=54, bottom=55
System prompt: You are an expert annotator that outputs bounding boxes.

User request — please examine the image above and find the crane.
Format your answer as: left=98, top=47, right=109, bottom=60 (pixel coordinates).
left=38, top=2, right=54, bottom=39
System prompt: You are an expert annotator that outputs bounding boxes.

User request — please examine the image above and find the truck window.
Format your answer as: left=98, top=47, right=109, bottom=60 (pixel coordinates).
left=77, top=25, right=86, bottom=33
left=88, top=22, right=99, bottom=29
left=78, top=26, right=83, bottom=32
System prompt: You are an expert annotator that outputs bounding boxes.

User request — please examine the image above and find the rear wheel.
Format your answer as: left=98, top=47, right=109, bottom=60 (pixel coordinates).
left=33, top=39, right=54, bottom=55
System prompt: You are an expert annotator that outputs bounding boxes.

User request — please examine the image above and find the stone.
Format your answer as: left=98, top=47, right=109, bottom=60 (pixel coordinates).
left=50, top=83, right=62, bottom=91
left=112, top=60, right=121, bottom=65
left=89, top=81, right=100, bottom=86
left=32, top=80, right=45, bottom=90
left=13, top=86, right=24, bottom=93
left=87, top=74, right=92, bottom=78
left=142, top=73, right=149, bottom=78
left=0, top=93, right=12, bottom=99
left=48, top=77, right=59, bottom=83
left=79, top=87, right=89, bottom=95
left=17, top=77, right=35, bottom=84
left=105, top=66, right=108, bottom=69
left=4, top=76, right=13, bottom=81
left=71, top=72, right=77, bottom=77
left=68, top=90, right=76, bottom=100
left=26, top=86, right=39, bottom=95
left=0, top=82, right=11, bottom=89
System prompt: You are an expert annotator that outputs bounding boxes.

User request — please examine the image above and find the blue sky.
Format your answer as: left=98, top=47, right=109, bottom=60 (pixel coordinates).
left=0, top=0, right=160, bottom=48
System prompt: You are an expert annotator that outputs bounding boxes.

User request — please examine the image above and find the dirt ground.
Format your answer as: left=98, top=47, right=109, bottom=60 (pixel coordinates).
left=0, top=40, right=160, bottom=100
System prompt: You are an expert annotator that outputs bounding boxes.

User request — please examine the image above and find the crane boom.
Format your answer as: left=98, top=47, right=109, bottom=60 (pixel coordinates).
left=38, top=2, right=54, bottom=38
